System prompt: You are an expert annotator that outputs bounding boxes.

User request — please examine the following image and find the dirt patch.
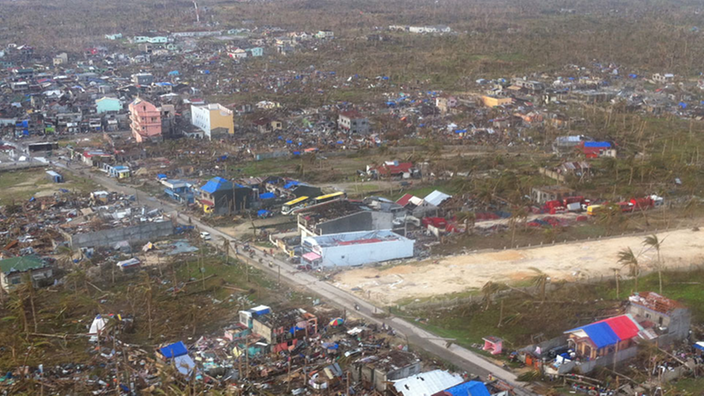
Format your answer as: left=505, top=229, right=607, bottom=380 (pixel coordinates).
left=333, top=228, right=704, bottom=305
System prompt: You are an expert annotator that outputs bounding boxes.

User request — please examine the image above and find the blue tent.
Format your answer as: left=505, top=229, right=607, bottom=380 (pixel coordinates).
left=584, top=141, right=611, bottom=148
left=259, top=192, right=275, bottom=199
left=337, top=140, right=344, bottom=144
left=679, top=102, right=688, bottom=109
left=286, top=140, right=293, bottom=144
left=257, top=209, right=270, bottom=217
left=159, top=341, right=188, bottom=359
left=454, top=129, right=467, bottom=134
left=293, top=151, right=301, bottom=156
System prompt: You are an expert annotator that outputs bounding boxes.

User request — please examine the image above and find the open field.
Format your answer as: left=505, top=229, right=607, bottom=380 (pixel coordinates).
left=333, top=227, right=704, bottom=305
left=0, top=168, right=98, bottom=205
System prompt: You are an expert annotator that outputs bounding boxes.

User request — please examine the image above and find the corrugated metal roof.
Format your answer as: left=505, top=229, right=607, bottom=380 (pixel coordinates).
left=393, top=369, right=463, bottom=396
left=424, top=190, right=451, bottom=207
left=200, top=177, right=232, bottom=193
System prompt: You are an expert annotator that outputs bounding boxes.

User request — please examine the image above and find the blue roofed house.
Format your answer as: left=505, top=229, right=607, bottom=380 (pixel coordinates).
left=197, top=177, right=234, bottom=214
left=95, top=97, right=122, bottom=114
left=197, top=177, right=254, bottom=215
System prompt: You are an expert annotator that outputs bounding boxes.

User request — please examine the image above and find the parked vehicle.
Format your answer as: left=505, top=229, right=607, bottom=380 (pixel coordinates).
left=200, top=231, right=211, bottom=240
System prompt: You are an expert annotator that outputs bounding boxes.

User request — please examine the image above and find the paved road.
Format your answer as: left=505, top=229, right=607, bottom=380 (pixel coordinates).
left=53, top=160, right=536, bottom=395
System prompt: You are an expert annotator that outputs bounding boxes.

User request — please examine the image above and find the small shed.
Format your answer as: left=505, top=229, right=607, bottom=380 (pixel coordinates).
left=46, top=170, right=63, bottom=183
left=482, top=336, right=503, bottom=355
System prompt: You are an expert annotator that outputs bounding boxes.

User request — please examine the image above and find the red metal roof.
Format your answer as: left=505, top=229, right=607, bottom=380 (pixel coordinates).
left=396, top=193, right=414, bottom=206
left=374, top=162, right=413, bottom=175
left=596, top=315, right=641, bottom=341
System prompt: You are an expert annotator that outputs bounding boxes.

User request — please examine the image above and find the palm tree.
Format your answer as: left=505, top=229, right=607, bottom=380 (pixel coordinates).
left=455, top=211, right=476, bottom=235
left=528, top=267, right=549, bottom=303
left=222, top=238, right=231, bottom=265
left=618, top=247, right=640, bottom=292
left=480, top=281, right=506, bottom=311
left=610, top=267, right=621, bottom=299
left=138, top=272, right=154, bottom=339
left=509, top=207, right=528, bottom=248
left=5, top=290, right=28, bottom=336
left=643, top=235, right=664, bottom=294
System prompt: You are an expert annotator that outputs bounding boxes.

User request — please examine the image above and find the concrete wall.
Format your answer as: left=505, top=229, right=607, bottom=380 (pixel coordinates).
left=319, top=238, right=414, bottom=267
left=69, top=221, right=174, bottom=248
left=317, top=212, right=393, bottom=235
left=557, top=346, right=639, bottom=374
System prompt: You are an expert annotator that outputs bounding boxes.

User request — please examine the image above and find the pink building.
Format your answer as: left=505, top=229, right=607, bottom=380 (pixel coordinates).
left=129, top=98, right=162, bottom=143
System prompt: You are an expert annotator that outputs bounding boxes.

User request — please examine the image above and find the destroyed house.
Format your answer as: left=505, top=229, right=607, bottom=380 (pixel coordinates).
left=297, top=200, right=395, bottom=238
left=627, top=292, right=691, bottom=341
left=351, top=350, right=421, bottom=391
left=0, top=255, right=53, bottom=291
left=367, top=161, right=416, bottom=179
left=251, top=308, right=317, bottom=344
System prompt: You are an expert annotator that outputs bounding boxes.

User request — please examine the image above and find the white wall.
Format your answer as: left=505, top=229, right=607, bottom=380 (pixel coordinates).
left=318, top=238, right=414, bottom=267
left=190, top=105, right=212, bottom=139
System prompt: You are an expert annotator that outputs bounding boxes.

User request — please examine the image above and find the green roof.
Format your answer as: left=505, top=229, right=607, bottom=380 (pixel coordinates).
left=0, top=255, right=47, bottom=275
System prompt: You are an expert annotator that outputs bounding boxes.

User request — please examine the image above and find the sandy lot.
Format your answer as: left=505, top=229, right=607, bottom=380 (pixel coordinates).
left=333, top=228, right=704, bottom=304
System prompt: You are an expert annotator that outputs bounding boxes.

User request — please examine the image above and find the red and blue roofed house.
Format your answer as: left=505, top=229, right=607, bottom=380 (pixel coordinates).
left=580, top=141, right=613, bottom=159
left=564, top=314, right=643, bottom=360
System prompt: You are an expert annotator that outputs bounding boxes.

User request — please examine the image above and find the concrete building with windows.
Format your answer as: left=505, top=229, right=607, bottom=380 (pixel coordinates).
left=129, top=98, right=162, bottom=143
left=301, top=230, right=413, bottom=268
left=338, top=110, right=369, bottom=134
left=190, top=103, right=235, bottom=139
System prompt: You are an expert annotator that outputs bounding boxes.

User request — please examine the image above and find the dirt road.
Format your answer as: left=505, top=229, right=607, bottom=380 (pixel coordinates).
left=334, top=228, right=704, bottom=305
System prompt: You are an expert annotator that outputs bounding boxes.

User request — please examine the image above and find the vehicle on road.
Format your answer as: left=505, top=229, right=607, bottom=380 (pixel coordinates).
left=200, top=231, right=211, bottom=240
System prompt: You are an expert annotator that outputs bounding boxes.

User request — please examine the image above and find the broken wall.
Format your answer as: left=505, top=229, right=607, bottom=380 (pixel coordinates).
left=67, top=221, right=174, bottom=248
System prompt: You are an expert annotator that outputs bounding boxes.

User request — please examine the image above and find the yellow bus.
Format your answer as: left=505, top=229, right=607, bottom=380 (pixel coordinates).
left=281, top=196, right=309, bottom=215
left=312, top=191, right=346, bottom=205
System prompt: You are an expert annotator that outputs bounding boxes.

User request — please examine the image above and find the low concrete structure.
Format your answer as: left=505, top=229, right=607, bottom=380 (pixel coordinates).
left=65, top=221, right=174, bottom=248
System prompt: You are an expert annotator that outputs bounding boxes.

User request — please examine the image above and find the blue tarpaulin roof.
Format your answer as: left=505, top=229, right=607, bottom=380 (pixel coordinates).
left=570, top=321, right=620, bottom=348
left=259, top=192, right=275, bottom=199
left=168, top=70, right=180, bottom=75
left=257, top=209, right=270, bottom=217
left=201, top=177, right=232, bottom=193
left=157, top=174, right=167, bottom=179
left=584, top=141, right=611, bottom=148
left=160, top=341, right=188, bottom=359
left=284, top=181, right=300, bottom=189
left=442, top=381, right=491, bottom=396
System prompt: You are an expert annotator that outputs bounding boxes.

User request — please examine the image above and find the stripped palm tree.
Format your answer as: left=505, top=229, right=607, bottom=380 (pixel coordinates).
left=643, top=234, right=665, bottom=294
left=618, top=247, right=640, bottom=293
left=481, top=281, right=506, bottom=311
left=528, top=267, right=549, bottom=303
